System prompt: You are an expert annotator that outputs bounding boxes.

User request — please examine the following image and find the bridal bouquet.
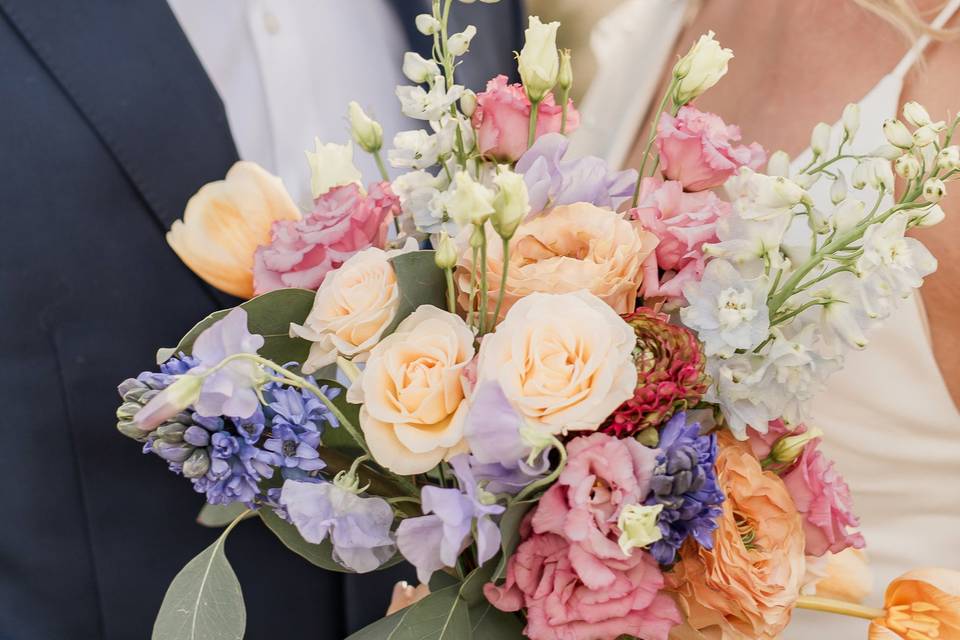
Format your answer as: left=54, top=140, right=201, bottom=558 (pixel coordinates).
left=116, top=2, right=960, bottom=639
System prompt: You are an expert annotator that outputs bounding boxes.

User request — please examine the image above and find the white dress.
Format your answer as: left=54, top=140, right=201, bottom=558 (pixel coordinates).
left=574, top=2, right=960, bottom=638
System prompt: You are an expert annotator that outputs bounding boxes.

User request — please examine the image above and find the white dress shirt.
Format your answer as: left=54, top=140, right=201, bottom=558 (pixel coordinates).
left=168, top=0, right=410, bottom=206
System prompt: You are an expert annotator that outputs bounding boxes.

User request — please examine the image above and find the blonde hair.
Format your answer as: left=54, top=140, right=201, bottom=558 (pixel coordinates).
left=853, top=0, right=960, bottom=41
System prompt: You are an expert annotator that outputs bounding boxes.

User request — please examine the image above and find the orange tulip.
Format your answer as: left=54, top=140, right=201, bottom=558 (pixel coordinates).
left=167, top=161, right=300, bottom=298
left=869, top=569, right=960, bottom=640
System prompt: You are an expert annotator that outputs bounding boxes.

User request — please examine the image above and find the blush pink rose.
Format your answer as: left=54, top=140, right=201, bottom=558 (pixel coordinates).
left=656, top=106, right=765, bottom=192
left=472, top=74, right=580, bottom=162
left=781, top=439, right=866, bottom=557
left=253, top=182, right=397, bottom=293
left=484, top=527, right=680, bottom=640
left=632, top=177, right=731, bottom=300
left=531, top=433, right=658, bottom=566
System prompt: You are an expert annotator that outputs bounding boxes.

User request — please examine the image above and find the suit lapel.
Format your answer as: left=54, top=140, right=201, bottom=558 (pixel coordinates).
left=0, top=0, right=239, bottom=231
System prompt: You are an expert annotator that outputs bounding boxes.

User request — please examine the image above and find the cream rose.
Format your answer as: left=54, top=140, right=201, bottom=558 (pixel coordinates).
left=347, top=305, right=474, bottom=475
left=291, top=240, right=416, bottom=373
left=456, top=203, right=657, bottom=324
left=475, top=290, right=638, bottom=434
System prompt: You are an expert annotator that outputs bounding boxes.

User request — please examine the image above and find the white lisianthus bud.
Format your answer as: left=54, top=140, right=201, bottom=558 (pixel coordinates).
left=402, top=52, right=441, bottom=84
left=518, top=16, right=560, bottom=102
left=830, top=172, right=848, bottom=205
left=869, top=158, right=895, bottom=192
left=305, top=139, right=362, bottom=198
left=842, top=103, right=860, bottom=140
left=811, top=122, right=831, bottom=157
left=834, top=198, right=867, bottom=232
left=558, top=48, right=573, bottom=91
left=894, top=154, right=921, bottom=179
left=617, top=504, right=664, bottom=555
left=459, top=90, right=478, bottom=117
left=415, top=13, right=441, bottom=35
left=923, top=177, right=946, bottom=203
left=672, top=31, right=733, bottom=105
left=770, top=426, right=824, bottom=464
left=903, top=101, right=932, bottom=128
left=443, top=171, right=496, bottom=227
left=347, top=102, right=383, bottom=153
left=447, top=25, right=477, bottom=57
left=913, top=125, right=939, bottom=148
left=766, top=150, right=791, bottom=177
left=883, top=119, right=914, bottom=149
left=870, top=144, right=903, bottom=161
left=490, top=169, right=530, bottom=240
left=434, top=232, right=458, bottom=269
left=937, top=145, right=960, bottom=171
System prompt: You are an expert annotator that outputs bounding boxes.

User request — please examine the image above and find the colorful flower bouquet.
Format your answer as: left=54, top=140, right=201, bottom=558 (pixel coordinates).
left=116, top=3, right=960, bottom=639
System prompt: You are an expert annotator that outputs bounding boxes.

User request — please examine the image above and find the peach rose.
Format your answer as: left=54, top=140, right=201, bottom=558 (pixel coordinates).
left=347, top=305, right=473, bottom=475
left=167, top=161, right=301, bottom=298
left=456, top=203, right=658, bottom=324
left=870, top=568, right=960, bottom=640
left=290, top=240, right=416, bottom=372
left=475, top=290, right=638, bottom=435
left=669, top=436, right=805, bottom=640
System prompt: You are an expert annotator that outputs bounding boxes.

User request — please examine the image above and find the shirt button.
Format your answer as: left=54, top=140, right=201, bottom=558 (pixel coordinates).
left=263, top=11, right=280, bottom=35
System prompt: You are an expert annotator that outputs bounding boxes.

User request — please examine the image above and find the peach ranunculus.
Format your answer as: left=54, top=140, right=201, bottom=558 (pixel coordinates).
left=167, top=161, right=301, bottom=298
left=290, top=240, right=416, bottom=373
left=869, top=569, right=960, bottom=640
left=346, top=305, right=473, bottom=475
left=669, top=436, right=805, bottom=640
left=456, top=203, right=658, bottom=323
left=475, top=290, right=638, bottom=435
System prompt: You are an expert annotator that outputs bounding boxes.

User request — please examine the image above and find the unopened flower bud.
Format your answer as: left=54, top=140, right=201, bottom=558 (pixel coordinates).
left=447, top=25, right=477, bottom=57
left=903, top=101, right=932, bottom=128
left=518, top=16, right=560, bottom=103
left=834, top=198, right=866, bottom=232
left=459, top=90, right=477, bottom=118
left=766, top=150, right=790, bottom=177
left=443, top=171, right=495, bottom=227
left=913, top=125, right=939, bottom=148
left=347, top=102, right=383, bottom=154
left=770, top=426, right=823, bottom=464
left=635, top=427, right=659, bottom=448
left=134, top=375, right=203, bottom=433
left=402, top=52, right=441, bottom=85
left=894, top=154, right=921, bottom=179
left=883, top=119, right=914, bottom=149
left=937, top=145, right=960, bottom=171
left=491, top=170, right=530, bottom=239
left=156, top=422, right=187, bottom=443
left=851, top=161, right=868, bottom=189
left=116, top=401, right=142, bottom=421
left=183, top=425, right=211, bottom=447
left=434, top=232, right=457, bottom=269
left=809, top=207, right=830, bottom=234
left=913, top=204, right=945, bottom=227
left=557, top=48, right=573, bottom=92
left=469, top=223, right=485, bottom=249
left=810, top=122, right=831, bottom=157
left=617, top=504, right=664, bottom=555
left=793, top=173, right=820, bottom=190
left=672, top=31, right=733, bottom=105
left=182, top=448, right=211, bottom=478
left=117, top=420, right=147, bottom=441
left=923, top=177, right=946, bottom=203
left=870, top=144, right=903, bottom=161
left=842, top=103, right=860, bottom=140
left=152, top=439, right=195, bottom=463
left=830, top=172, right=848, bottom=205
left=415, top=14, right=441, bottom=35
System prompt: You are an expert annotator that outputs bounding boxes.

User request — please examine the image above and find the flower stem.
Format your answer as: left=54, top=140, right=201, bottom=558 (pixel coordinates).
left=559, top=88, right=570, bottom=135
left=527, top=99, right=541, bottom=148
left=467, top=244, right=479, bottom=329
left=514, top=437, right=567, bottom=503
left=373, top=149, right=390, bottom=182
left=336, top=356, right=361, bottom=385
left=795, top=596, right=885, bottom=621
left=631, top=82, right=675, bottom=207
left=478, top=228, right=489, bottom=335
left=444, top=267, right=456, bottom=314
left=491, top=237, right=510, bottom=325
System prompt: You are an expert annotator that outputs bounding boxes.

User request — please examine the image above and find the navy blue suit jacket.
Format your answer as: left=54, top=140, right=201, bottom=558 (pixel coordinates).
left=0, top=1, right=521, bottom=638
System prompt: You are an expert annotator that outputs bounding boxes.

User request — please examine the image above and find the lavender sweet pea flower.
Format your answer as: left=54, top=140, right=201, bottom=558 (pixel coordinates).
left=516, top=133, right=638, bottom=215
left=396, top=455, right=505, bottom=583
left=190, top=308, right=265, bottom=419
left=281, top=479, right=396, bottom=573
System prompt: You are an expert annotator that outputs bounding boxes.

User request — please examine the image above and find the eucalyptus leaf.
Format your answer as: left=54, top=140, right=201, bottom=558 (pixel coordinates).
left=173, top=288, right=316, bottom=365
left=470, top=604, right=525, bottom=639
left=383, top=250, right=447, bottom=336
left=346, top=584, right=470, bottom=640
left=151, top=526, right=245, bottom=640
left=196, top=503, right=253, bottom=528
left=315, top=378, right=362, bottom=452
left=493, top=500, right=536, bottom=582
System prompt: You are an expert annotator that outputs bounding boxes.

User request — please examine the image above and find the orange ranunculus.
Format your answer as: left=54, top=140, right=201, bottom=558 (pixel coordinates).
left=669, top=435, right=805, bottom=640
left=167, top=161, right=300, bottom=298
left=869, top=569, right=960, bottom=639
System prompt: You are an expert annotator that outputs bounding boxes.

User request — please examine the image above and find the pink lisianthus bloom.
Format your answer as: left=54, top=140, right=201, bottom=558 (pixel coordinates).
left=472, top=74, right=580, bottom=162
left=781, top=438, right=866, bottom=557
left=253, top=182, right=397, bottom=294
left=631, top=178, right=730, bottom=300
left=484, top=527, right=680, bottom=640
left=656, top=106, right=765, bottom=192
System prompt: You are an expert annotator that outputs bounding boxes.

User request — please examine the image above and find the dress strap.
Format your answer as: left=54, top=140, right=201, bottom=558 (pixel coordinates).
left=891, top=0, right=960, bottom=78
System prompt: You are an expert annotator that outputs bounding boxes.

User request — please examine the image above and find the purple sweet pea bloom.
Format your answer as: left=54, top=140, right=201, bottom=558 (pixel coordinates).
left=190, top=308, right=265, bottom=419
left=396, top=455, right=505, bottom=583
left=281, top=479, right=396, bottom=573
left=516, top=133, right=638, bottom=215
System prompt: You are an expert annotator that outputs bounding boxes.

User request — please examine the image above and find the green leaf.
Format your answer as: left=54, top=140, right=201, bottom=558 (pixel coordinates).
left=151, top=526, right=245, bottom=640
left=315, top=378, right=363, bottom=452
left=383, top=250, right=448, bottom=336
left=174, top=288, right=316, bottom=364
left=462, top=559, right=525, bottom=638
left=195, top=503, right=253, bottom=528
left=492, top=500, right=536, bottom=582
left=346, top=584, right=470, bottom=640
